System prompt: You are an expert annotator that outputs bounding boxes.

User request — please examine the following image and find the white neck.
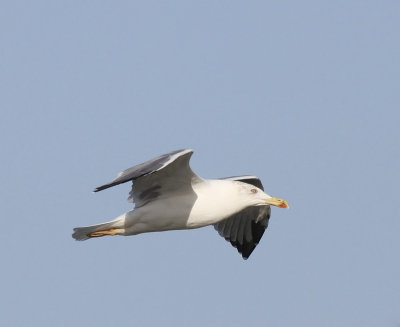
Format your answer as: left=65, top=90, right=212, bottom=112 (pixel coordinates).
left=187, top=179, right=249, bottom=228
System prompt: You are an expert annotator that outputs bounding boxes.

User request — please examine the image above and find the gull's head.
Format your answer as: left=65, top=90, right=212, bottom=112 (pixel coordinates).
left=240, top=184, right=289, bottom=209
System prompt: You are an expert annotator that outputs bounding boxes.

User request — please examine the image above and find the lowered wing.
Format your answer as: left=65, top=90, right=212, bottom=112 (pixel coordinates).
left=214, top=175, right=270, bottom=259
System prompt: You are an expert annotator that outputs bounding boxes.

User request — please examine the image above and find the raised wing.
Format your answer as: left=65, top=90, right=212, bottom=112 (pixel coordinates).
left=94, top=149, right=202, bottom=207
left=214, top=175, right=270, bottom=259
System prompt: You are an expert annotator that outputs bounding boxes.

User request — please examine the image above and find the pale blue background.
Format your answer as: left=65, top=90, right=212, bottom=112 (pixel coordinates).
left=1, top=1, right=399, bottom=326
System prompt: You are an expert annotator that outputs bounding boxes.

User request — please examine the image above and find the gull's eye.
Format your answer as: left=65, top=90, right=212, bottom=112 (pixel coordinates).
left=251, top=188, right=257, bottom=194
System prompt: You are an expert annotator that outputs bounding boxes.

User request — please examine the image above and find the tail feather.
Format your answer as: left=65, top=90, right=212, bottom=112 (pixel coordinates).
left=72, top=219, right=124, bottom=241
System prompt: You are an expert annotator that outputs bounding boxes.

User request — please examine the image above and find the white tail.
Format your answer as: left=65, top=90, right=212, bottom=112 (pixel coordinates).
left=72, top=214, right=126, bottom=241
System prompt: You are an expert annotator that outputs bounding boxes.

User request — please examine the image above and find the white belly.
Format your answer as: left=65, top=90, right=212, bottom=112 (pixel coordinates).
left=123, top=180, right=247, bottom=235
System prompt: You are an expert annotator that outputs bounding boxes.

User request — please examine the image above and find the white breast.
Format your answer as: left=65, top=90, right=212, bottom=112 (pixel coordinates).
left=186, top=180, right=248, bottom=228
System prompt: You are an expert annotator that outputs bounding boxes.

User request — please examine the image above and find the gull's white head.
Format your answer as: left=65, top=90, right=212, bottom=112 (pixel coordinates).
left=238, top=183, right=290, bottom=209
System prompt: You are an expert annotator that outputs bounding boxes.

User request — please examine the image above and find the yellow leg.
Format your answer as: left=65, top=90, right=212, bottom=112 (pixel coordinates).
left=89, top=228, right=119, bottom=238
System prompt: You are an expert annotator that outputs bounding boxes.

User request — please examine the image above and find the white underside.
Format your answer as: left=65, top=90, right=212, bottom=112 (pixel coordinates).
left=73, top=179, right=262, bottom=240
left=121, top=180, right=250, bottom=235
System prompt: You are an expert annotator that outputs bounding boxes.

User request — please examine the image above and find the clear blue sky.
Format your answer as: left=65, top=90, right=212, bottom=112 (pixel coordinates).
left=1, top=1, right=399, bottom=326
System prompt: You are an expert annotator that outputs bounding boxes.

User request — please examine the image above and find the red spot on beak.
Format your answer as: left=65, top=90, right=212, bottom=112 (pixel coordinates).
left=279, top=203, right=288, bottom=208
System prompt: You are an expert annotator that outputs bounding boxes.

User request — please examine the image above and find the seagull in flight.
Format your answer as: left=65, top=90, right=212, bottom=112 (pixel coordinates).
left=72, top=149, right=289, bottom=259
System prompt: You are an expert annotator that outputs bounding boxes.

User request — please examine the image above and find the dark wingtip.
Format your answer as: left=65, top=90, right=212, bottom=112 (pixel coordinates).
left=92, top=181, right=121, bottom=193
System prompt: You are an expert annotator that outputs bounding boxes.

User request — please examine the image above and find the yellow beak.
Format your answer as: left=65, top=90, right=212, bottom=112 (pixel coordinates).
left=266, top=197, right=290, bottom=209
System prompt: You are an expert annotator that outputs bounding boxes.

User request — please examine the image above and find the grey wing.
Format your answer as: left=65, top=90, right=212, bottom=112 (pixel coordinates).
left=94, top=149, right=202, bottom=207
left=214, top=175, right=269, bottom=259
